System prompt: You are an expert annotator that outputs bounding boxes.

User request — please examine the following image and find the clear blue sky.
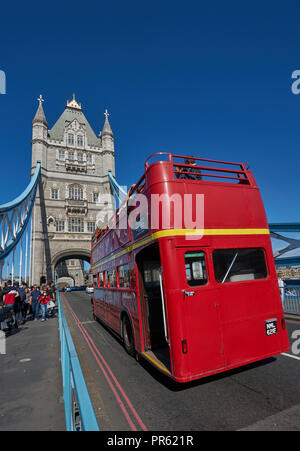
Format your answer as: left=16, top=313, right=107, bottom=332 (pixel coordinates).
left=1, top=0, right=300, bottom=225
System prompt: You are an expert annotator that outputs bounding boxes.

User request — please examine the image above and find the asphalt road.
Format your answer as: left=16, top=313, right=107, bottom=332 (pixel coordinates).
left=62, top=291, right=300, bottom=431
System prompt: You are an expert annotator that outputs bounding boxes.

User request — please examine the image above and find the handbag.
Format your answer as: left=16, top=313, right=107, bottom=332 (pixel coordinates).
left=47, top=300, right=55, bottom=309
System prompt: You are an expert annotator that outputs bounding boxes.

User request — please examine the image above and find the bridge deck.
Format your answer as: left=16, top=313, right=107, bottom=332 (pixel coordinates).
left=61, top=291, right=300, bottom=431
left=0, top=312, right=65, bottom=431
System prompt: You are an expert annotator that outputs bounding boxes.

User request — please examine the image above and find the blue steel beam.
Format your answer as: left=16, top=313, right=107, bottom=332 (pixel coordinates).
left=108, top=171, right=127, bottom=204
left=273, top=257, right=300, bottom=267
left=269, top=223, right=300, bottom=233
left=0, top=163, right=40, bottom=261
left=269, top=222, right=300, bottom=265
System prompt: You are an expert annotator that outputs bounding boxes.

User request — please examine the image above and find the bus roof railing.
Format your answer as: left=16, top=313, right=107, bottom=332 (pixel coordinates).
left=145, top=152, right=251, bottom=185
left=145, top=152, right=250, bottom=169
left=92, top=152, right=252, bottom=244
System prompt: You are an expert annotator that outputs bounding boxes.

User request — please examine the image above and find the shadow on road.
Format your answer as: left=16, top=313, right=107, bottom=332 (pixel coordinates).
left=138, top=355, right=277, bottom=392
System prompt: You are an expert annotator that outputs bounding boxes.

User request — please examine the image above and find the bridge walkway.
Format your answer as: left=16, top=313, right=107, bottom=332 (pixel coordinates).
left=0, top=312, right=65, bottom=431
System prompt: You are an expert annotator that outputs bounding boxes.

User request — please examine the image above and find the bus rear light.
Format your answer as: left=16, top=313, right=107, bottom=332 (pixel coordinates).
left=182, top=339, right=188, bottom=354
left=281, top=318, right=286, bottom=330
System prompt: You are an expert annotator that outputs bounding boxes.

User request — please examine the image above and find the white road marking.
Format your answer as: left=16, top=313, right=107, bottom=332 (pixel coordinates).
left=281, top=352, right=300, bottom=361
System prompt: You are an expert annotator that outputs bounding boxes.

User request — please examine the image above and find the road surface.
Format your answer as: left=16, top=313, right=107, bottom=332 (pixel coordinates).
left=61, top=291, right=300, bottom=431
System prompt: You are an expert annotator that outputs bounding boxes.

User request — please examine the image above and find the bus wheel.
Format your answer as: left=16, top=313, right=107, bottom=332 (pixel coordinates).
left=122, top=316, right=135, bottom=356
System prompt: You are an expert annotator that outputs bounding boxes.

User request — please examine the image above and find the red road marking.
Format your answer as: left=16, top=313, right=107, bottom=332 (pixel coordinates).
left=62, top=293, right=148, bottom=431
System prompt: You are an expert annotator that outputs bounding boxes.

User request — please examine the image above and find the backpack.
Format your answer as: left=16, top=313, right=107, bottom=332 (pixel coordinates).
left=4, top=291, right=17, bottom=305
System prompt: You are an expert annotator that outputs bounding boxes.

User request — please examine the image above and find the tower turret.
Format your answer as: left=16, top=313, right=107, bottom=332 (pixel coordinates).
left=100, top=109, right=115, bottom=176
left=32, top=95, right=48, bottom=172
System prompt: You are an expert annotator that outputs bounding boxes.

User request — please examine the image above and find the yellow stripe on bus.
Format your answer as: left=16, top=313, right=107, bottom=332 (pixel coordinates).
left=92, top=228, right=270, bottom=268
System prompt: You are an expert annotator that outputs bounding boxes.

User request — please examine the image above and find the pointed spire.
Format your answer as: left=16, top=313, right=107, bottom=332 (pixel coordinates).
left=101, top=109, right=114, bottom=137
left=32, top=94, right=48, bottom=126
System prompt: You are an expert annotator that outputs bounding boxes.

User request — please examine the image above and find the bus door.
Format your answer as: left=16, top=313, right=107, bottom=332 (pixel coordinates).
left=136, top=245, right=169, bottom=352
left=181, top=250, right=225, bottom=375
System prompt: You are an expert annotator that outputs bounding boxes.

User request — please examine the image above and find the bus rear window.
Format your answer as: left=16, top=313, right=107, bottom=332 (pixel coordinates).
left=185, top=252, right=208, bottom=286
left=213, top=248, right=267, bottom=284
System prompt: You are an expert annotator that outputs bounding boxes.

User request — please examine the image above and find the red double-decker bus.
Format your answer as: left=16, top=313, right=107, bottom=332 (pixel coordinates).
left=91, top=153, right=289, bottom=383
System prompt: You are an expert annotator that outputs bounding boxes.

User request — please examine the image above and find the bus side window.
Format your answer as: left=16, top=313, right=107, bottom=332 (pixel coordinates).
left=93, top=274, right=98, bottom=288
left=185, top=252, right=208, bottom=287
left=107, top=270, right=117, bottom=288
left=119, top=264, right=130, bottom=288
left=99, top=272, right=104, bottom=287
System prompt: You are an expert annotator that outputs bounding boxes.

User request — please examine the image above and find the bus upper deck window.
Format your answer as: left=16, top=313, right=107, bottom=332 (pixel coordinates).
left=185, top=252, right=208, bottom=287
left=213, top=248, right=267, bottom=284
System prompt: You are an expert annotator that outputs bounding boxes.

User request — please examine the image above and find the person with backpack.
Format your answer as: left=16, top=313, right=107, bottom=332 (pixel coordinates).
left=3, top=281, right=19, bottom=331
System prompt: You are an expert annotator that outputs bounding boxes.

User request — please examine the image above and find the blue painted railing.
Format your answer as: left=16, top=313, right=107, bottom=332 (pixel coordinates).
left=57, top=290, right=99, bottom=431
left=282, top=286, right=300, bottom=315
left=0, top=163, right=40, bottom=261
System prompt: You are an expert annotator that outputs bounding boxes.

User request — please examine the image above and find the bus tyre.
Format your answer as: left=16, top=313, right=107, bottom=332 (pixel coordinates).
left=122, top=316, right=135, bottom=356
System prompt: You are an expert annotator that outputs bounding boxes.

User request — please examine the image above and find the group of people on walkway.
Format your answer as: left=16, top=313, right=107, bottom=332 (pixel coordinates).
left=0, top=281, right=56, bottom=334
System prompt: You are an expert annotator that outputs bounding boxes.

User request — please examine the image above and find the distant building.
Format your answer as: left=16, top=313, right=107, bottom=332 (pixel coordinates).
left=276, top=266, right=300, bottom=279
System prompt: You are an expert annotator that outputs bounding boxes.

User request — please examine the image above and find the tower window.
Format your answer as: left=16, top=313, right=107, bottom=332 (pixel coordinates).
left=56, top=220, right=65, bottom=232
left=68, top=133, right=74, bottom=145
left=77, top=152, right=83, bottom=162
left=68, top=217, right=84, bottom=233
left=58, top=150, right=65, bottom=161
left=51, top=188, right=58, bottom=200
left=87, top=154, right=92, bottom=164
left=93, top=192, right=99, bottom=203
left=69, top=185, right=83, bottom=201
left=77, top=135, right=83, bottom=147
left=68, top=151, right=74, bottom=161
left=87, top=222, right=96, bottom=232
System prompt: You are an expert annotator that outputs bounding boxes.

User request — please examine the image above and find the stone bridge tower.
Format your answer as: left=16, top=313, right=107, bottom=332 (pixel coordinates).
left=30, top=94, right=115, bottom=286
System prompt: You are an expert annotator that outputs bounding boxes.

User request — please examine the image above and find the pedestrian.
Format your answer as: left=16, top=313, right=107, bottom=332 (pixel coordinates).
left=30, top=285, right=42, bottom=321
left=183, top=156, right=202, bottom=180
left=278, top=277, right=285, bottom=306
left=0, top=284, right=14, bottom=334
left=14, top=281, right=25, bottom=326
left=3, top=281, right=19, bottom=331
left=22, top=284, right=31, bottom=321
left=38, top=289, right=51, bottom=322
left=50, top=281, right=56, bottom=303
left=47, top=282, right=56, bottom=317
left=0, top=284, right=4, bottom=330
left=175, top=156, right=202, bottom=180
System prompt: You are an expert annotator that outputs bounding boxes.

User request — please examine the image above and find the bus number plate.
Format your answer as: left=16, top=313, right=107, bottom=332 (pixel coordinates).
left=265, top=319, right=277, bottom=336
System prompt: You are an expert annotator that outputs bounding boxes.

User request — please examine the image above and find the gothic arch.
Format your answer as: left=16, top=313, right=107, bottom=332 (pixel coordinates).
left=52, top=248, right=91, bottom=269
